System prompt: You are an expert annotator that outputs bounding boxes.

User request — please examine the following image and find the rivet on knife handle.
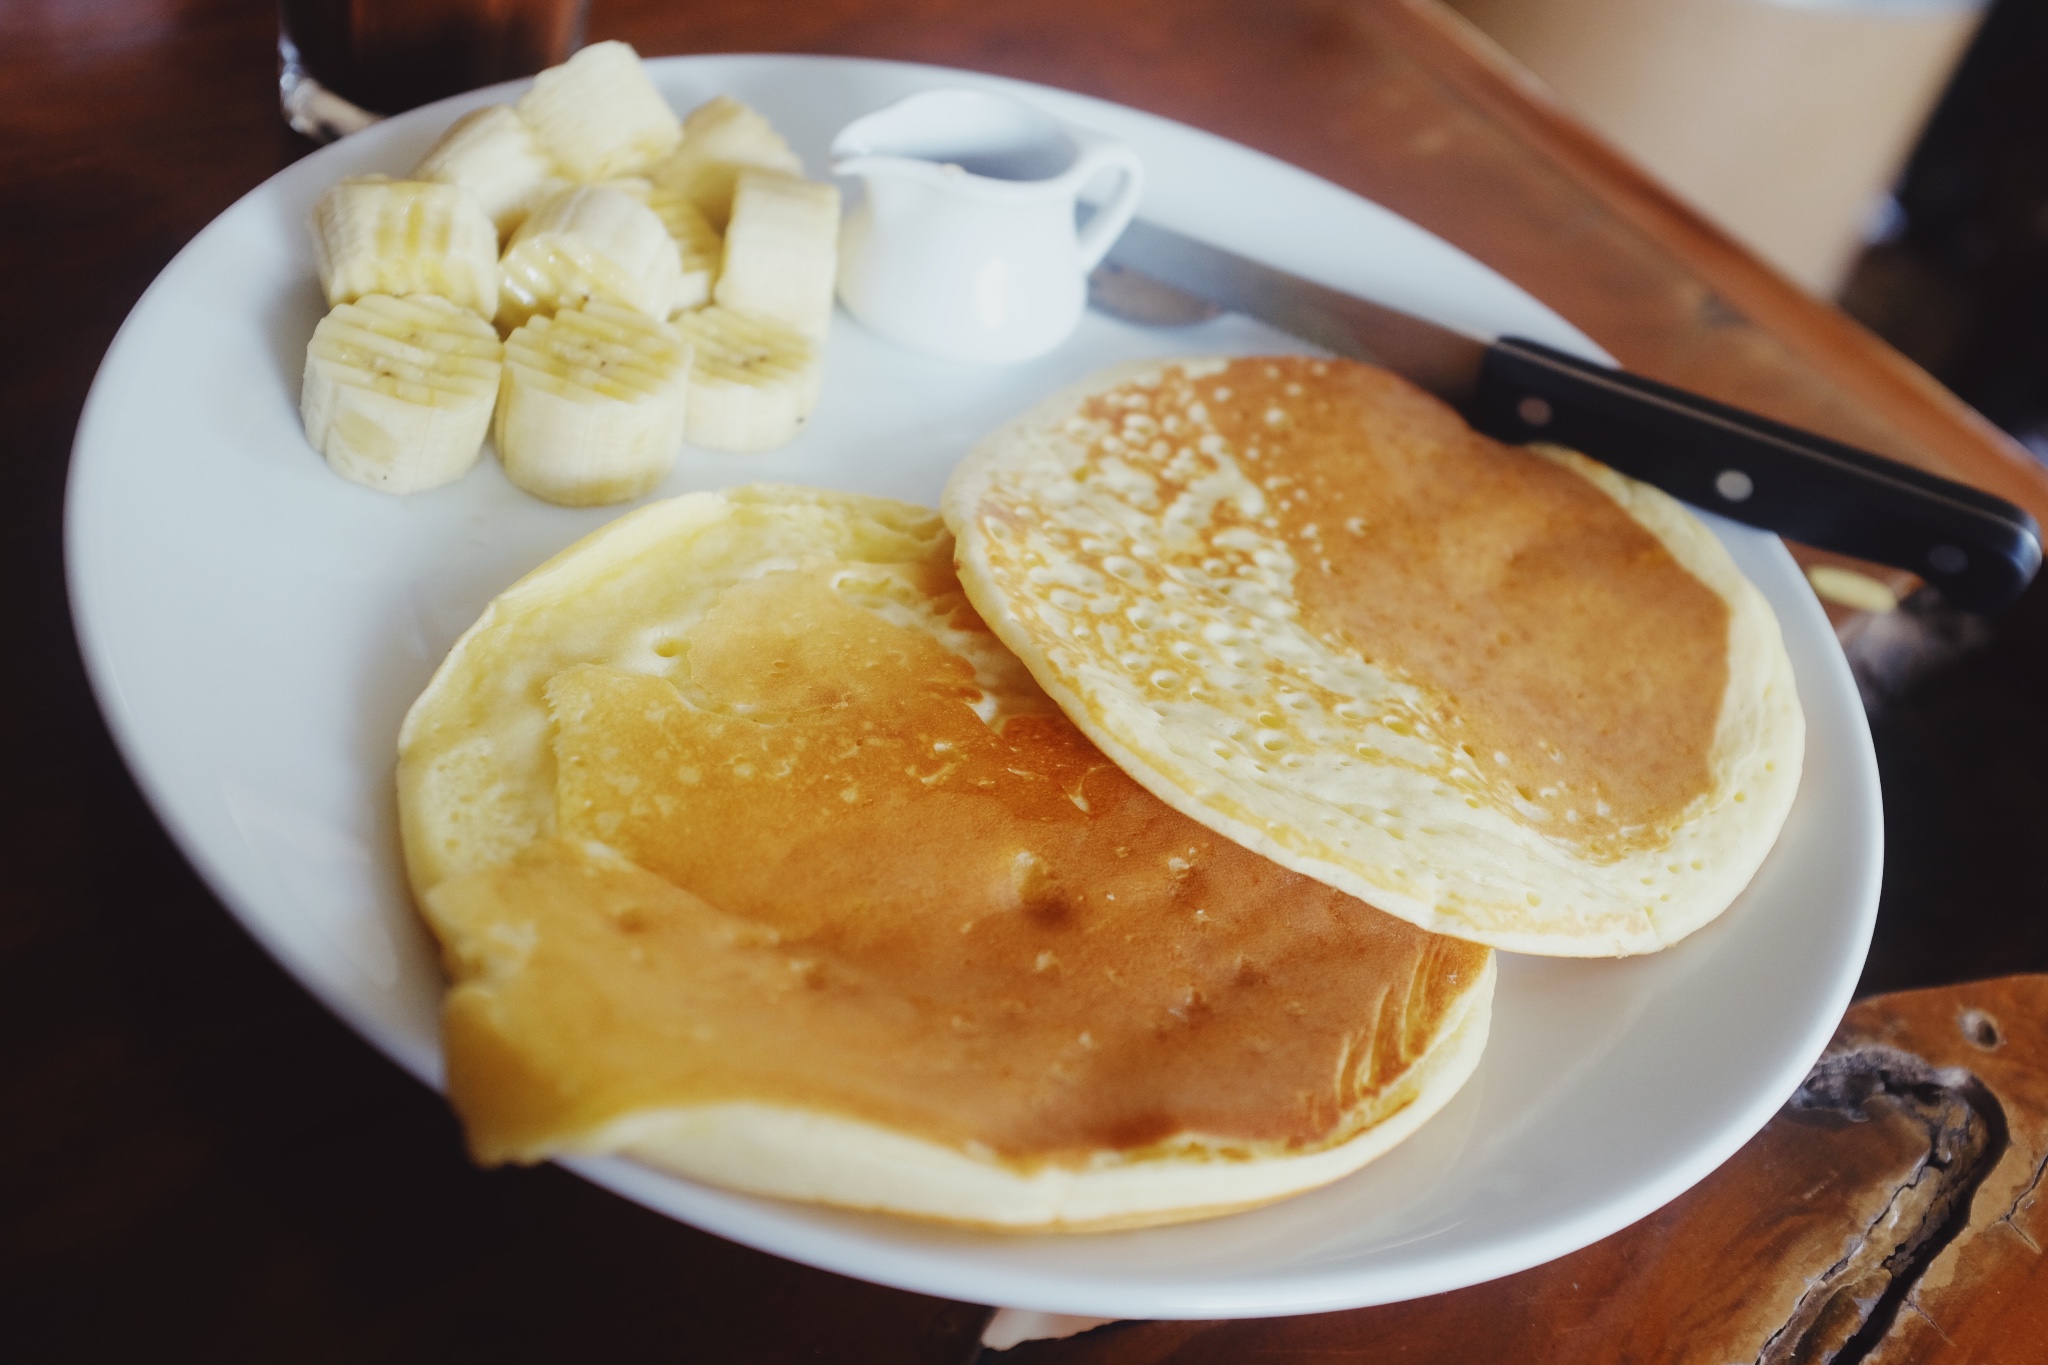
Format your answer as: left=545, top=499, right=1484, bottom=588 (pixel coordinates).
left=1470, top=338, right=2044, bottom=613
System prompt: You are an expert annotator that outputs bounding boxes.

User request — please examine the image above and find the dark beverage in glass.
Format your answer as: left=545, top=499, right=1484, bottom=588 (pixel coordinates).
left=278, top=0, right=590, bottom=138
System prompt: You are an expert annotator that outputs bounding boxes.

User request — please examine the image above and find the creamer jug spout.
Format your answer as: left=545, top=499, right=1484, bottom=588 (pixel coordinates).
left=831, top=88, right=1144, bottom=364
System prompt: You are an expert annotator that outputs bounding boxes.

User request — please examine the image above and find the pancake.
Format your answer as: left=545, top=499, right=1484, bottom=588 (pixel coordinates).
left=942, top=357, right=1804, bottom=957
left=398, top=484, right=1494, bottom=1231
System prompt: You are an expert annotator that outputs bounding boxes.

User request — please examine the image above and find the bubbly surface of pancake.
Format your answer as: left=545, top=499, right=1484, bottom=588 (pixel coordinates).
left=943, top=358, right=1805, bottom=956
left=398, top=485, right=1493, bottom=1228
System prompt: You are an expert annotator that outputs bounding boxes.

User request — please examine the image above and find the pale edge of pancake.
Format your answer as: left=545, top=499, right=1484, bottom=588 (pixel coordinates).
left=941, top=359, right=1806, bottom=958
left=592, top=954, right=1494, bottom=1234
left=396, top=482, right=1495, bottom=1228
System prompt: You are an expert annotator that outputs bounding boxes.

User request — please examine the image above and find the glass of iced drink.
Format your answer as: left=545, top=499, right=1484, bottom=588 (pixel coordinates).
left=277, top=0, right=592, bottom=140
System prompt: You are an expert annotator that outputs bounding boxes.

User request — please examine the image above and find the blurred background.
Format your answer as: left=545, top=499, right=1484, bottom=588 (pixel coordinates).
left=1448, top=0, right=2048, bottom=995
left=8, top=0, right=2048, bottom=1357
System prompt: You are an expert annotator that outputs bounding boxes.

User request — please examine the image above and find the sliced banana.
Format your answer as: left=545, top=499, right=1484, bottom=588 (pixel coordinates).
left=495, top=300, right=694, bottom=506
left=648, top=95, right=804, bottom=230
left=643, top=186, right=722, bottom=311
left=497, top=184, right=686, bottom=332
left=310, top=178, right=498, bottom=315
left=516, top=40, right=681, bottom=181
left=301, top=294, right=502, bottom=494
left=602, top=177, right=719, bottom=310
left=670, top=305, right=821, bottom=452
left=410, top=105, right=559, bottom=240
left=714, top=171, right=840, bottom=339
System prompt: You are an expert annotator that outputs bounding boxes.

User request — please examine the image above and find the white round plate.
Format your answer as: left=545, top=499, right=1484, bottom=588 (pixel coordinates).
left=66, top=54, right=1879, bottom=1319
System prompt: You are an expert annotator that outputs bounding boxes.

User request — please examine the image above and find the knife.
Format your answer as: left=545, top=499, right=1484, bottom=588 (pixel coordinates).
left=1093, top=218, right=2043, bottom=613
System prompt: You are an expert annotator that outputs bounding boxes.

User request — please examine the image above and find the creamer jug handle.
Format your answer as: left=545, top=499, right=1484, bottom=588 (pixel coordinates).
left=1072, top=140, right=1146, bottom=272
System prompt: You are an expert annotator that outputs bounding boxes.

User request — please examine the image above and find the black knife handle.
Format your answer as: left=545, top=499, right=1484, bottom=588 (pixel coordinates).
left=1467, top=337, right=2043, bottom=613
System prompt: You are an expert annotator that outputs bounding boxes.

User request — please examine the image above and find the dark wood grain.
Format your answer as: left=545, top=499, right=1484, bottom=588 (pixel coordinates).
left=5, top=0, right=2046, bottom=1360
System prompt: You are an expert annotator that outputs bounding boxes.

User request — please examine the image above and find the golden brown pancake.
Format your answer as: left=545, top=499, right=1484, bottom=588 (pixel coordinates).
left=943, top=357, right=1804, bottom=956
left=398, top=485, right=1493, bottom=1230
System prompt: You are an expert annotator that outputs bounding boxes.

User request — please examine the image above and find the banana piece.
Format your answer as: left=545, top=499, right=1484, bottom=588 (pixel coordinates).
left=516, top=40, right=681, bottom=181
left=643, top=186, right=722, bottom=311
left=713, top=171, right=840, bottom=339
left=497, top=184, right=685, bottom=332
left=648, top=95, right=804, bottom=230
left=670, top=305, right=821, bottom=452
left=495, top=300, right=693, bottom=506
left=600, top=178, right=721, bottom=311
left=411, top=105, right=558, bottom=240
left=301, top=294, right=502, bottom=494
left=512, top=174, right=576, bottom=228
left=310, top=178, right=498, bottom=315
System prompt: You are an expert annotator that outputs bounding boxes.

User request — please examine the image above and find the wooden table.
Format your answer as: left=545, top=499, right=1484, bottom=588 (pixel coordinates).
left=7, top=1, right=2048, bottom=1360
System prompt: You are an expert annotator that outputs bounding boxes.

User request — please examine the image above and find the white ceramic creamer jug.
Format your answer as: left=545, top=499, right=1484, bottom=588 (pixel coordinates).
left=831, top=88, right=1144, bottom=364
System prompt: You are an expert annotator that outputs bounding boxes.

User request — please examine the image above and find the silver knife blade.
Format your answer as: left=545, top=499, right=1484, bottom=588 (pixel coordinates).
left=1096, top=219, right=1491, bottom=405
